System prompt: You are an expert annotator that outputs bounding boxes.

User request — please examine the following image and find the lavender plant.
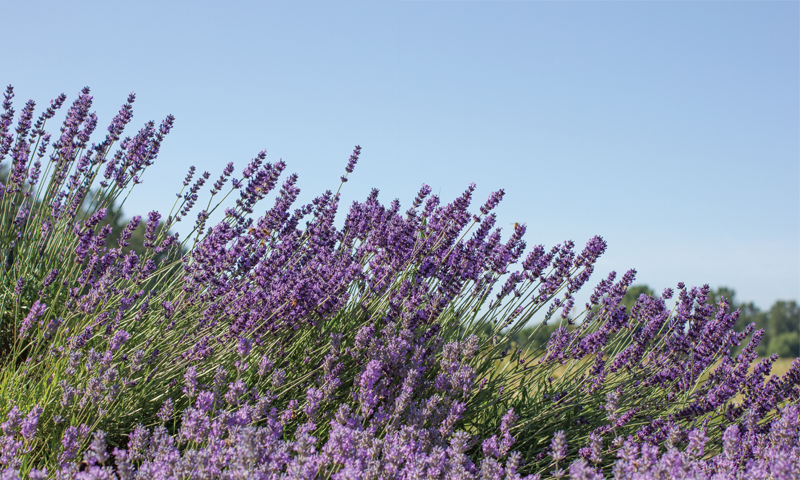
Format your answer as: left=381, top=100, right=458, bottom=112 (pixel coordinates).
left=0, top=86, right=797, bottom=479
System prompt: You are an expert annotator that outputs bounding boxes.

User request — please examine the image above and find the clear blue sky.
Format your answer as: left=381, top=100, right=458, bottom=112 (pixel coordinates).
left=2, top=0, right=797, bottom=310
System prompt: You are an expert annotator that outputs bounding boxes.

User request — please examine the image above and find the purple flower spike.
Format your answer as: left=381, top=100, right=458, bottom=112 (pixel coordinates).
left=236, top=337, right=253, bottom=358
left=143, top=211, right=161, bottom=248
left=183, top=367, right=198, bottom=399
left=157, top=398, right=174, bottom=423
left=182, top=165, right=196, bottom=187
left=569, top=459, right=603, bottom=480
left=59, top=426, right=80, bottom=464
left=84, top=431, right=109, bottom=467
left=480, top=189, right=505, bottom=215
left=550, top=430, right=567, bottom=462
left=19, top=300, right=46, bottom=339
left=109, top=330, right=130, bottom=351
left=345, top=145, right=361, bottom=173
left=605, top=391, right=620, bottom=424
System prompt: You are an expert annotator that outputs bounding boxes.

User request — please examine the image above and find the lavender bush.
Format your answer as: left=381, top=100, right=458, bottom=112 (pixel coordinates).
left=0, top=86, right=797, bottom=479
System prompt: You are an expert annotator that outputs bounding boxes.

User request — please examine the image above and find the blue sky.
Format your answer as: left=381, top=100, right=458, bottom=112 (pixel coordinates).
left=2, top=0, right=798, bottom=310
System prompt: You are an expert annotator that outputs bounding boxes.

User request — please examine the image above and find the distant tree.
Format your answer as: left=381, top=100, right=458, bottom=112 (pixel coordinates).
left=765, top=301, right=800, bottom=358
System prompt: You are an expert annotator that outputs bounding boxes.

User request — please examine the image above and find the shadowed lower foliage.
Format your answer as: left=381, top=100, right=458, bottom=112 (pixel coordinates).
left=0, top=86, right=797, bottom=479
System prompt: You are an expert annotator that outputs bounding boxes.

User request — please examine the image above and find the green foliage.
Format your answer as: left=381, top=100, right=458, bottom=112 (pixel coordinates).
left=767, top=301, right=800, bottom=341
left=764, top=300, right=800, bottom=357
left=768, top=332, right=800, bottom=358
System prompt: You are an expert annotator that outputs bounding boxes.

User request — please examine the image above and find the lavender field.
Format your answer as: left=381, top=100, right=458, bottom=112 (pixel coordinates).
left=0, top=87, right=798, bottom=479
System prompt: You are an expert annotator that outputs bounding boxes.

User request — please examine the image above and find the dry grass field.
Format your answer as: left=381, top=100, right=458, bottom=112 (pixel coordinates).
left=771, top=357, right=796, bottom=377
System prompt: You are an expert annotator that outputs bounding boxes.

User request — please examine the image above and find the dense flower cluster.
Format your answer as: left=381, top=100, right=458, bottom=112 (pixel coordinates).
left=0, top=86, right=797, bottom=479
left=0, top=383, right=797, bottom=479
left=605, top=403, right=800, bottom=479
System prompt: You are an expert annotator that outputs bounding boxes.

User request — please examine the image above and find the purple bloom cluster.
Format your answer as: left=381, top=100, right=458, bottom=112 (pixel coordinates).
left=607, top=404, right=800, bottom=479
